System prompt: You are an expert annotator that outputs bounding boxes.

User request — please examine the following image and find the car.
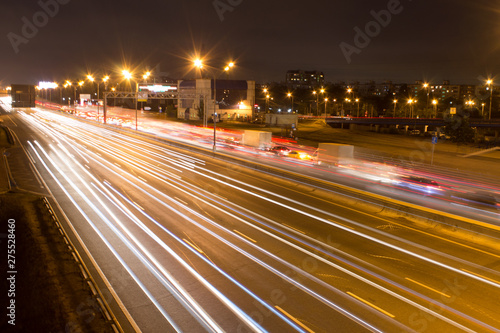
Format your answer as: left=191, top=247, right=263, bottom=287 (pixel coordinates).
left=287, top=151, right=312, bottom=160
left=270, top=146, right=291, bottom=156
left=393, top=175, right=446, bottom=194
left=453, top=191, right=500, bottom=210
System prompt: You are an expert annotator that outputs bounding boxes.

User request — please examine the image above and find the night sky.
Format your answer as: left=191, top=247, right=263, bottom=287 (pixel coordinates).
left=1, top=0, right=499, bottom=86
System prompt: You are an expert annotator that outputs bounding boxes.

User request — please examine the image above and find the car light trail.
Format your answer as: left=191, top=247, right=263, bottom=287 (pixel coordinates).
left=27, top=141, right=184, bottom=332
left=76, top=139, right=481, bottom=333
left=13, top=109, right=500, bottom=332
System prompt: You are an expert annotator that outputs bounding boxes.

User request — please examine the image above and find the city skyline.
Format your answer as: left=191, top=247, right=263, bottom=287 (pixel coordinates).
left=1, top=0, right=499, bottom=85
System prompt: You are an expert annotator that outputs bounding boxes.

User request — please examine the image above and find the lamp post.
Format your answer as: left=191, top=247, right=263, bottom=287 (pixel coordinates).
left=408, top=99, right=414, bottom=118
left=122, top=69, right=138, bottom=130
left=287, top=92, right=293, bottom=112
left=355, top=98, right=360, bottom=117
left=87, top=75, right=99, bottom=121
left=423, top=82, right=429, bottom=111
left=320, top=88, right=325, bottom=115
left=393, top=99, right=398, bottom=116
left=312, top=90, right=318, bottom=116
left=194, top=59, right=234, bottom=152
left=487, top=79, right=493, bottom=120
left=481, top=102, right=485, bottom=118
left=432, top=99, right=438, bottom=118
left=141, top=71, right=150, bottom=111
left=324, top=98, right=328, bottom=120
left=77, top=80, right=84, bottom=112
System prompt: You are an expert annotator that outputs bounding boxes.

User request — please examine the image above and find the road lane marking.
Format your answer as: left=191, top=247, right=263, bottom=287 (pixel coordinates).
left=282, top=223, right=306, bottom=234
left=238, top=162, right=500, bottom=259
left=174, top=196, right=188, bottom=205
left=275, top=306, right=315, bottom=333
left=327, top=219, right=355, bottom=230
left=346, top=292, right=395, bottom=318
left=182, top=238, right=204, bottom=254
left=405, top=277, right=451, bottom=298
left=132, top=201, right=144, bottom=211
left=233, top=230, right=257, bottom=243
left=462, top=269, right=500, bottom=285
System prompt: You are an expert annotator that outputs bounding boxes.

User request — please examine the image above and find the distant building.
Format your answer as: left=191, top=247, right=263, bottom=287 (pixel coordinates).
left=408, top=80, right=460, bottom=103
left=460, top=85, right=476, bottom=101
left=177, top=79, right=255, bottom=121
left=286, top=70, right=324, bottom=89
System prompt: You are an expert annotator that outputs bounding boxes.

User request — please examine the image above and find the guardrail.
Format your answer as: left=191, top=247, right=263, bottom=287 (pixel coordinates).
left=41, top=197, right=122, bottom=333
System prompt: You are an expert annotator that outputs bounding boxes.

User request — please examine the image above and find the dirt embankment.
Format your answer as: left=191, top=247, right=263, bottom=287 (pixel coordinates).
left=0, top=192, right=113, bottom=333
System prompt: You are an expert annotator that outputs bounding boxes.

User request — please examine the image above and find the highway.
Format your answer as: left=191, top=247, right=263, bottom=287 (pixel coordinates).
left=3, top=106, right=500, bottom=332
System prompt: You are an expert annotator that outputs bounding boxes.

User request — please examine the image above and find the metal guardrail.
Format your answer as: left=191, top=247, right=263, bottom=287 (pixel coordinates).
left=41, top=197, right=122, bottom=333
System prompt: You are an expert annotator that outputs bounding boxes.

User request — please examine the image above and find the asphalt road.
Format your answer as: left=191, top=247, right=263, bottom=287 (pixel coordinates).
left=4, top=107, right=500, bottom=332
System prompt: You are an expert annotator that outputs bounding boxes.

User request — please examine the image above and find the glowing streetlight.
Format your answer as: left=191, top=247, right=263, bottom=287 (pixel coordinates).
left=122, top=70, right=132, bottom=80
left=423, top=82, right=430, bottom=110
left=287, top=92, right=293, bottom=112
left=123, top=69, right=139, bottom=130
left=432, top=99, right=438, bottom=118
left=487, top=79, right=493, bottom=120
left=407, top=98, right=415, bottom=118
left=312, top=90, right=320, bottom=116
left=194, top=59, right=236, bottom=151
left=194, top=59, right=203, bottom=69
left=393, top=99, right=398, bottom=116
left=324, top=97, right=328, bottom=120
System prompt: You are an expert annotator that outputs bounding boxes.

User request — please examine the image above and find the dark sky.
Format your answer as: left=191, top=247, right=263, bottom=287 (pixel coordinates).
left=1, top=0, right=500, bottom=86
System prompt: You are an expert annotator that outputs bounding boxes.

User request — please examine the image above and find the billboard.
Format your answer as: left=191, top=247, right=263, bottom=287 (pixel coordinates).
left=138, top=84, right=177, bottom=93
left=10, top=84, right=36, bottom=107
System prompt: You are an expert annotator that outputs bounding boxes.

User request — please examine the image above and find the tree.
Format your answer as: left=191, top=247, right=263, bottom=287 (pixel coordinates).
left=443, top=110, right=475, bottom=144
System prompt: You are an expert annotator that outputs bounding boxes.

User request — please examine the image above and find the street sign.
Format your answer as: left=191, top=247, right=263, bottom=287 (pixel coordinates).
left=138, top=91, right=148, bottom=102
left=432, top=136, right=438, bottom=144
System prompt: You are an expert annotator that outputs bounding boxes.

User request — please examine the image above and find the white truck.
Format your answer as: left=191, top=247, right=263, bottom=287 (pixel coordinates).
left=313, top=143, right=354, bottom=166
left=241, top=130, right=272, bottom=150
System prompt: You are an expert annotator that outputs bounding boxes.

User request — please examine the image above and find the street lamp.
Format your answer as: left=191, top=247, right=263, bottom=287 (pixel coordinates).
left=355, top=98, right=360, bottom=117
left=432, top=99, right=438, bottom=118
left=287, top=92, right=293, bottom=112
left=194, top=59, right=235, bottom=152
left=265, top=94, right=270, bottom=113
left=324, top=97, right=328, bottom=120
left=393, top=99, right=398, bottom=116
left=312, top=90, right=318, bottom=116
left=87, top=74, right=100, bottom=121
left=122, top=69, right=138, bottom=130
left=423, top=82, right=430, bottom=111
left=407, top=99, right=415, bottom=118
left=140, top=71, right=151, bottom=111
left=487, top=79, right=493, bottom=120
left=343, top=98, right=351, bottom=117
